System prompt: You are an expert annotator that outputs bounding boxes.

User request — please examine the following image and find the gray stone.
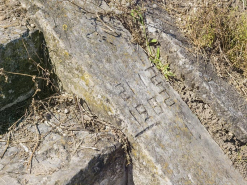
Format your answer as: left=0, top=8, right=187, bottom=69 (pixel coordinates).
left=0, top=0, right=45, bottom=113
left=0, top=30, right=44, bottom=109
left=0, top=1, right=57, bottom=133
left=0, top=93, right=131, bottom=184
left=0, top=110, right=129, bottom=185
left=145, top=4, right=247, bottom=143
left=19, top=0, right=246, bottom=184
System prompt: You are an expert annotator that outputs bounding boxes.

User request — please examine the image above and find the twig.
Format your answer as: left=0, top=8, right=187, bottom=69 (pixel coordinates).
left=76, top=96, right=84, bottom=128
left=8, top=111, right=27, bottom=131
left=80, top=146, right=99, bottom=151
left=0, top=132, right=11, bottom=159
left=219, top=45, right=247, bottom=96
left=96, top=12, right=120, bottom=36
left=19, top=142, right=29, bottom=153
left=39, top=101, right=60, bottom=122
left=72, top=139, right=84, bottom=156
left=27, top=124, right=41, bottom=173
left=65, top=0, right=95, bottom=14
left=3, top=70, right=47, bottom=80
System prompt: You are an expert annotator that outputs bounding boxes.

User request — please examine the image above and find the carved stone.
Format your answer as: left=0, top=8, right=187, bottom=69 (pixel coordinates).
left=13, top=0, right=246, bottom=184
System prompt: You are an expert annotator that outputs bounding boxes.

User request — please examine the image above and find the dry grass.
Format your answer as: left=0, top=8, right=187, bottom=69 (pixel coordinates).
left=164, top=0, right=247, bottom=97
left=163, top=0, right=247, bottom=178
left=186, top=3, right=247, bottom=76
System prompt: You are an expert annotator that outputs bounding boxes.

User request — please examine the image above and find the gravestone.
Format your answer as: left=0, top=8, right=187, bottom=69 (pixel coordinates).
left=18, top=0, right=246, bottom=184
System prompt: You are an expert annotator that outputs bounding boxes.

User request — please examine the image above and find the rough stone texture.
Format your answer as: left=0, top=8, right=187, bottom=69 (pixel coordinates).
left=0, top=0, right=55, bottom=133
left=0, top=94, right=129, bottom=185
left=145, top=4, right=247, bottom=143
left=0, top=0, right=28, bottom=44
left=0, top=129, right=126, bottom=185
left=0, top=0, right=44, bottom=112
left=0, top=30, right=46, bottom=112
left=19, top=0, right=247, bottom=184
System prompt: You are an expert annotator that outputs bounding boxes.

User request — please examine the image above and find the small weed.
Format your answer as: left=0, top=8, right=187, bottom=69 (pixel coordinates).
left=236, top=143, right=247, bottom=162
left=185, top=3, right=247, bottom=76
left=130, top=8, right=174, bottom=79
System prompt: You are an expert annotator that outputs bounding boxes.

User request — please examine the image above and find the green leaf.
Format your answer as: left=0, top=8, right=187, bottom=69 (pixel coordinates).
left=138, top=13, right=144, bottom=25
left=130, top=10, right=135, bottom=17
left=149, top=39, right=158, bottom=44
left=156, top=47, right=160, bottom=59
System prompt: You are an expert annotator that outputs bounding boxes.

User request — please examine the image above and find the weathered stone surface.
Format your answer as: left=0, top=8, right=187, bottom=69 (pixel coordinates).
left=0, top=0, right=55, bottom=133
left=19, top=0, right=247, bottom=184
left=0, top=94, right=129, bottom=185
left=0, top=0, right=28, bottom=44
left=145, top=4, right=247, bottom=143
left=0, top=30, right=45, bottom=112
left=0, top=0, right=46, bottom=117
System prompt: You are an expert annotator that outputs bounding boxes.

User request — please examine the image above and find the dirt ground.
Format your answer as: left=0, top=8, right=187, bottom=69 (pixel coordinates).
left=0, top=0, right=35, bottom=42
left=170, top=78, right=247, bottom=179
left=161, top=0, right=247, bottom=99
left=161, top=0, right=247, bottom=179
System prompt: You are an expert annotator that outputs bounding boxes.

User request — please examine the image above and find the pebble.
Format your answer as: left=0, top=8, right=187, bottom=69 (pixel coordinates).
left=64, top=108, right=69, bottom=114
left=153, top=4, right=157, bottom=8
left=0, top=15, right=5, bottom=21
left=30, top=23, right=35, bottom=28
left=83, top=114, right=91, bottom=121
left=114, top=10, right=123, bottom=15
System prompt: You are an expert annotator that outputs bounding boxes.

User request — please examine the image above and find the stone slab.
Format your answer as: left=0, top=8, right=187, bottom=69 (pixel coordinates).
left=145, top=3, right=247, bottom=143
left=19, top=0, right=247, bottom=184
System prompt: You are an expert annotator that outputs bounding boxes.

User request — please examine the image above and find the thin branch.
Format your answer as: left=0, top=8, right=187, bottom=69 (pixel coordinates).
left=1, top=132, right=11, bottom=159
left=27, top=124, right=41, bottom=174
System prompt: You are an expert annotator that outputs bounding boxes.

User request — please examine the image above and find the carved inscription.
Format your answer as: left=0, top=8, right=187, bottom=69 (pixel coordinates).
left=135, top=122, right=161, bottom=138
left=148, top=97, right=163, bottom=115
left=151, top=75, right=162, bottom=86
left=165, top=99, right=175, bottom=106
left=115, top=66, right=176, bottom=136
left=145, top=66, right=175, bottom=107
left=115, top=83, right=131, bottom=101
left=159, top=90, right=170, bottom=100
left=159, top=90, right=175, bottom=106
left=135, top=104, right=149, bottom=121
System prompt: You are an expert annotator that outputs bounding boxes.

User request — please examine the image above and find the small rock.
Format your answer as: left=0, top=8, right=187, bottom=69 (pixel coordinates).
left=44, top=113, right=52, bottom=120
left=125, top=3, right=130, bottom=7
left=83, top=114, right=91, bottom=121
left=153, top=4, right=157, bottom=8
left=114, top=10, right=122, bottom=15
left=0, top=15, right=6, bottom=21
left=30, top=23, right=35, bottom=28
left=228, top=132, right=234, bottom=136
left=64, top=108, right=69, bottom=114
